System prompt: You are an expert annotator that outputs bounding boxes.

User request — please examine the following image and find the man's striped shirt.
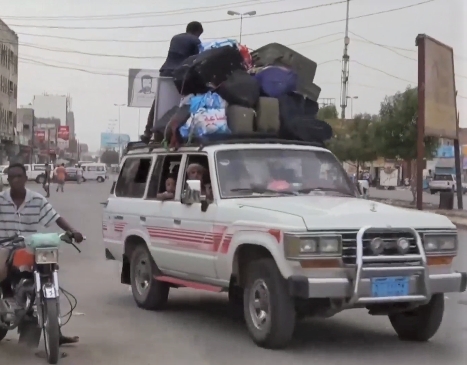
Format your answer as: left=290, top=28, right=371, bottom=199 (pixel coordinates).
left=0, top=188, right=60, bottom=242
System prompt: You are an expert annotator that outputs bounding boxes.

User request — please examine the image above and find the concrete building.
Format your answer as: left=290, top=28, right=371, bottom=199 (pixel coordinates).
left=0, top=19, right=19, bottom=164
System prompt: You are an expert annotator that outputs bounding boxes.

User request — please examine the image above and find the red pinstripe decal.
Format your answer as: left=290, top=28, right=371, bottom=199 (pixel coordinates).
left=154, top=275, right=222, bottom=292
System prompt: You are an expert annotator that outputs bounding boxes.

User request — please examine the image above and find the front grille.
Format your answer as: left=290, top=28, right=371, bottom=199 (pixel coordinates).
left=341, top=230, right=419, bottom=265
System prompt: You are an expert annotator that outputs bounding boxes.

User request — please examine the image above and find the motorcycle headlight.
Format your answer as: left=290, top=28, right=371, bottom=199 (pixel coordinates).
left=284, top=234, right=342, bottom=258
left=35, top=248, right=58, bottom=264
left=422, top=234, right=457, bottom=254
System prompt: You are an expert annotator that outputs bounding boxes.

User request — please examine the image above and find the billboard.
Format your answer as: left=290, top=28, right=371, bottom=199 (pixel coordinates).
left=35, top=130, right=45, bottom=143
left=419, top=35, right=458, bottom=139
left=128, top=69, right=159, bottom=108
left=435, top=145, right=455, bottom=158
left=100, top=133, right=131, bottom=149
left=57, top=126, right=70, bottom=149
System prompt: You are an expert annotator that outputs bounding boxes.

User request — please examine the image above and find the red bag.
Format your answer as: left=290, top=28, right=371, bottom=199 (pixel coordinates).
left=238, top=44, right=252, bottom=69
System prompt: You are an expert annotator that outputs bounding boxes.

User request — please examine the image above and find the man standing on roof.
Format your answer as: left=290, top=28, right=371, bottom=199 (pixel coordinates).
left=159, top=21, right=204, bottom=77
left=141, top=22, right=204, bottom=143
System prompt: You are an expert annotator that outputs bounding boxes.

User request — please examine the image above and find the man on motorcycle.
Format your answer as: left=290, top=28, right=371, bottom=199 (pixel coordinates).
left=0, top=163, right=84, bottom=346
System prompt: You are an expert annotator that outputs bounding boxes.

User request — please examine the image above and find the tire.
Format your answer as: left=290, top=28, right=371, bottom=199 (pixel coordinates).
left=36, top=175, right=45, bottom=184
left=389, top=293, right=444, bottom=342
left=42, top=298, right=60, bottom=364
left=430, top=189, right=435, bottom=195
left=130, top=245, right=169, bottom=310
left=97, top=176, right=104, bottom=183
left=0, top=327, right=7, bottom=342
left=243, top=258, right=296, bottom=349
left=228, top=284, right=244, bottom=321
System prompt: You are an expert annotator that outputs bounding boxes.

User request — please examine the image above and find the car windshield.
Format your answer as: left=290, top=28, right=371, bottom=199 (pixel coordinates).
left=215, top=148, right=357, bottom=198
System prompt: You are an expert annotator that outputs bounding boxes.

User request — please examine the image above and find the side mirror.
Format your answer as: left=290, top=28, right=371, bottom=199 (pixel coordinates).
left=182, top=179, right=204, bottom=204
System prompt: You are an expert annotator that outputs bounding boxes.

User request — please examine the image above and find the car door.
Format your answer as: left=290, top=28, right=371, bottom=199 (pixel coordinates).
left=168, top=153, right=219, bottom=279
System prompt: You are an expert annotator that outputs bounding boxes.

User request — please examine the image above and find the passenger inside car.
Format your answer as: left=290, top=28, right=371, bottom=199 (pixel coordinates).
left=156, top=174, right=176, bottom=201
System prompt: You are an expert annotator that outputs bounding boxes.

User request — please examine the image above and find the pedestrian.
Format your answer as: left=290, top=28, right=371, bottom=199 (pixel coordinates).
left=76, top=164, right=83, bottom=184
left=43, top=163, right=51, bottom=198
left=55, top=163, right=66, bottom=193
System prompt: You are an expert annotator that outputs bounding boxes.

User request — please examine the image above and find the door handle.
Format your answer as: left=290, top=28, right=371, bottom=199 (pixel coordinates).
left=174, top=219, right=181, bottom=225
left=140, top=216, right=146, bottom=222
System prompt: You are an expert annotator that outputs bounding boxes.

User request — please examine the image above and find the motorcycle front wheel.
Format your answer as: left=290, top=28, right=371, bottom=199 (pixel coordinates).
left=42, top=298, right=60, bottom=364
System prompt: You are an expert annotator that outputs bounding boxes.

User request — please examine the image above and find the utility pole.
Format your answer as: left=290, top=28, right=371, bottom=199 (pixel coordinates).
left=340, top=0, right=351, bottom=119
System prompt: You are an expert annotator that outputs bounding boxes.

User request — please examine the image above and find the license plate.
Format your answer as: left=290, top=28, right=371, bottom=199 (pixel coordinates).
left=371, top=276, right=409, bottom=297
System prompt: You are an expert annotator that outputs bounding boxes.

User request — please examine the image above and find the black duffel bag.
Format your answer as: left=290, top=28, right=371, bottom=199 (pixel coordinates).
left=217, top=70, right=260, bottom=108
left=279, top=115, right=333, bottom=143
left=173, top=57, right=209, bottom=96
left=151, top=105, right=190, bottom=142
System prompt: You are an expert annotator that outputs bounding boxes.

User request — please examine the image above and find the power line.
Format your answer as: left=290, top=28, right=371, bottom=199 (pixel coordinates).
left=6, top=1, right=349, bottom=30
left=8, top=0, right=434, bottom=42
left=1, top=0, right=285, bottom=21
left=17, top=55, right=467, bottom=100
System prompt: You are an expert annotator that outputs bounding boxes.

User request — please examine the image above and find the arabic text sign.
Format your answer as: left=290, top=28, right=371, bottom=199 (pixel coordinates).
left=421, top=35, right=457, bottom=139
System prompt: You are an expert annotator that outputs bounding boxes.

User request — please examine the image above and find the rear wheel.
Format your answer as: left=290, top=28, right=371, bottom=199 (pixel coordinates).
left=43, top=298, right=60, bottom=364
left=97, top=176, right=104, bottom=183
left=130, top=245, right=169, bottom=310
left=36, top=175, right=45, bottom=184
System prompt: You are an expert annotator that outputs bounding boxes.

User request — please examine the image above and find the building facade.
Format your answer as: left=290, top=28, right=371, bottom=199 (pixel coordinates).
left=0, top=19, right=19, bottom=164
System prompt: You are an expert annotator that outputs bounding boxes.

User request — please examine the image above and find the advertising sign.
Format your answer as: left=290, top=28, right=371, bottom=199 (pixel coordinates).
left=100, top=133, right=131, bottom=149
left=57, top=126, right=70, bottom=149
left=35, top=130, right=46, bottom=143
left=421, top=35, right=458, bottom=139
left=435, top=145, right=455, bottom=158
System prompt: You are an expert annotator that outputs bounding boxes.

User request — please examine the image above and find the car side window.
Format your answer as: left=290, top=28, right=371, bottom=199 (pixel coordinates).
left=115, top=157, right=152, bottom=198
left=181, top=154, right=212, bottom=201
left=146, top=154, right=182, bottom=200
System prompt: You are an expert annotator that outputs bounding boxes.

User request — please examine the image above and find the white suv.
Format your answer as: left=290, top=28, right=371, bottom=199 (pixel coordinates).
left=102, top=139, right=466, bottom=349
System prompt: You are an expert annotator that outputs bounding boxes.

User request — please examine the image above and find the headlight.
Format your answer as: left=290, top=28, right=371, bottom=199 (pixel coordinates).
left=35, top=248, right=58, bottom=264
left=285, top=234, right=342, bottom=258
left=422, top=234, right=457, bottom=254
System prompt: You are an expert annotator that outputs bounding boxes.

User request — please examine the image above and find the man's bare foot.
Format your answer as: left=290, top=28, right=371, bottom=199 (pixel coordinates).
left=59, top=335, right=79, bottom=346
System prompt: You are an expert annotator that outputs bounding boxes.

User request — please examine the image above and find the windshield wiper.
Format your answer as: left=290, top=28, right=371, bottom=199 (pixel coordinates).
left=230, top=188, right=297, bottom=196
left=298, top=187, right=354, bottom=196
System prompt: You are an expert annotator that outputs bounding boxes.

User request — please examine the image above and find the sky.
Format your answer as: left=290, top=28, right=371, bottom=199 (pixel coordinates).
left=0, top=0, right=466, bottom=151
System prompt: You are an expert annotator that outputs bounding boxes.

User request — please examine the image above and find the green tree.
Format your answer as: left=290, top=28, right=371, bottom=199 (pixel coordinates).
left=317, top=104, right=338, bottom=120
left=100, top=149, right=119, bottom=165
left=375, top=87, right=438, bottom=160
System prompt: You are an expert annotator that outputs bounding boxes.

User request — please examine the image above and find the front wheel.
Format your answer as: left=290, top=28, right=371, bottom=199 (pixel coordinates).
left=243, top=258, right=296, bottom=349
left=389, top=293, right=444, bottom=342
left=42, top=298, right=60, bottom=364
left=97, top=176, right=105, bottom=183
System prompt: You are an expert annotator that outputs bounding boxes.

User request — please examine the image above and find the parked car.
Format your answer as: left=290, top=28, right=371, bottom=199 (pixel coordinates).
left=429, top=173, right=467, bottom=194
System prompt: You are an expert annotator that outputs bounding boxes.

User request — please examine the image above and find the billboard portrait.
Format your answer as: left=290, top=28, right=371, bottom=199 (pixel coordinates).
left=128, top=69, right=159, bottom=108
left=419, top=35, right=458, bottom=139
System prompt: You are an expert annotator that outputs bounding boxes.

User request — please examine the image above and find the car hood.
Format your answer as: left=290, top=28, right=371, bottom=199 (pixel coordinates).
left=235, top=196, right=454, bottom=230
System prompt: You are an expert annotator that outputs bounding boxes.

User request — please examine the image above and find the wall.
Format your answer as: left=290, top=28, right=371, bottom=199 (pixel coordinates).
left=0, top=19, right=19, bottom=164
left=17, top=107, right=33, bottom=143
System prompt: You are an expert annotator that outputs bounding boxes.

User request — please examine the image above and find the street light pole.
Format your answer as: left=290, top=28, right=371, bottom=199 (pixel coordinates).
left=227, top=10, right=256, bottom=43
left=114, top=103, right=125, bottom=159
left=346, top=96, right=358, bottom=118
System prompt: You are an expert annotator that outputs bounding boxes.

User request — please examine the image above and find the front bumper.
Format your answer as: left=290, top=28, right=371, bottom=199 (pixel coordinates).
left=288, top=271, right=467, bottom=301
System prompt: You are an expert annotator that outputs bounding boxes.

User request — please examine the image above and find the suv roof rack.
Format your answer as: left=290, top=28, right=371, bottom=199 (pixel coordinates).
left=125, top=133, right=327, bottom=154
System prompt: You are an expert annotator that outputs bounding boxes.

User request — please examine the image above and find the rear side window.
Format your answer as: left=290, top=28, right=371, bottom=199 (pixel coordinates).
left=115, top=157, right=152, bottom=198
left=433, top=174, right=453, bottom=181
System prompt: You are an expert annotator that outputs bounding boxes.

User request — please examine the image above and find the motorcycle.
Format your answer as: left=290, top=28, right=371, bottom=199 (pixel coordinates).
left=0, top=232, right=83, bottom=364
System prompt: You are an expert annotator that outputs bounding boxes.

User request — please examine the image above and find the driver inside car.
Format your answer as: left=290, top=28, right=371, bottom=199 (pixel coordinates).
left=0, top=163, right=84, bottom=348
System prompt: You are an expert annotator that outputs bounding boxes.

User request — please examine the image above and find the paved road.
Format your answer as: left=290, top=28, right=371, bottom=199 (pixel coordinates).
left=1, top=181, right=467, bottom=364
left=369, top=187, right=467, bottom=209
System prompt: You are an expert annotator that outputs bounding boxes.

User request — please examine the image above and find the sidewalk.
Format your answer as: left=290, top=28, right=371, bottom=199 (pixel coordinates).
left=371, top=197, right=467, bottom=229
